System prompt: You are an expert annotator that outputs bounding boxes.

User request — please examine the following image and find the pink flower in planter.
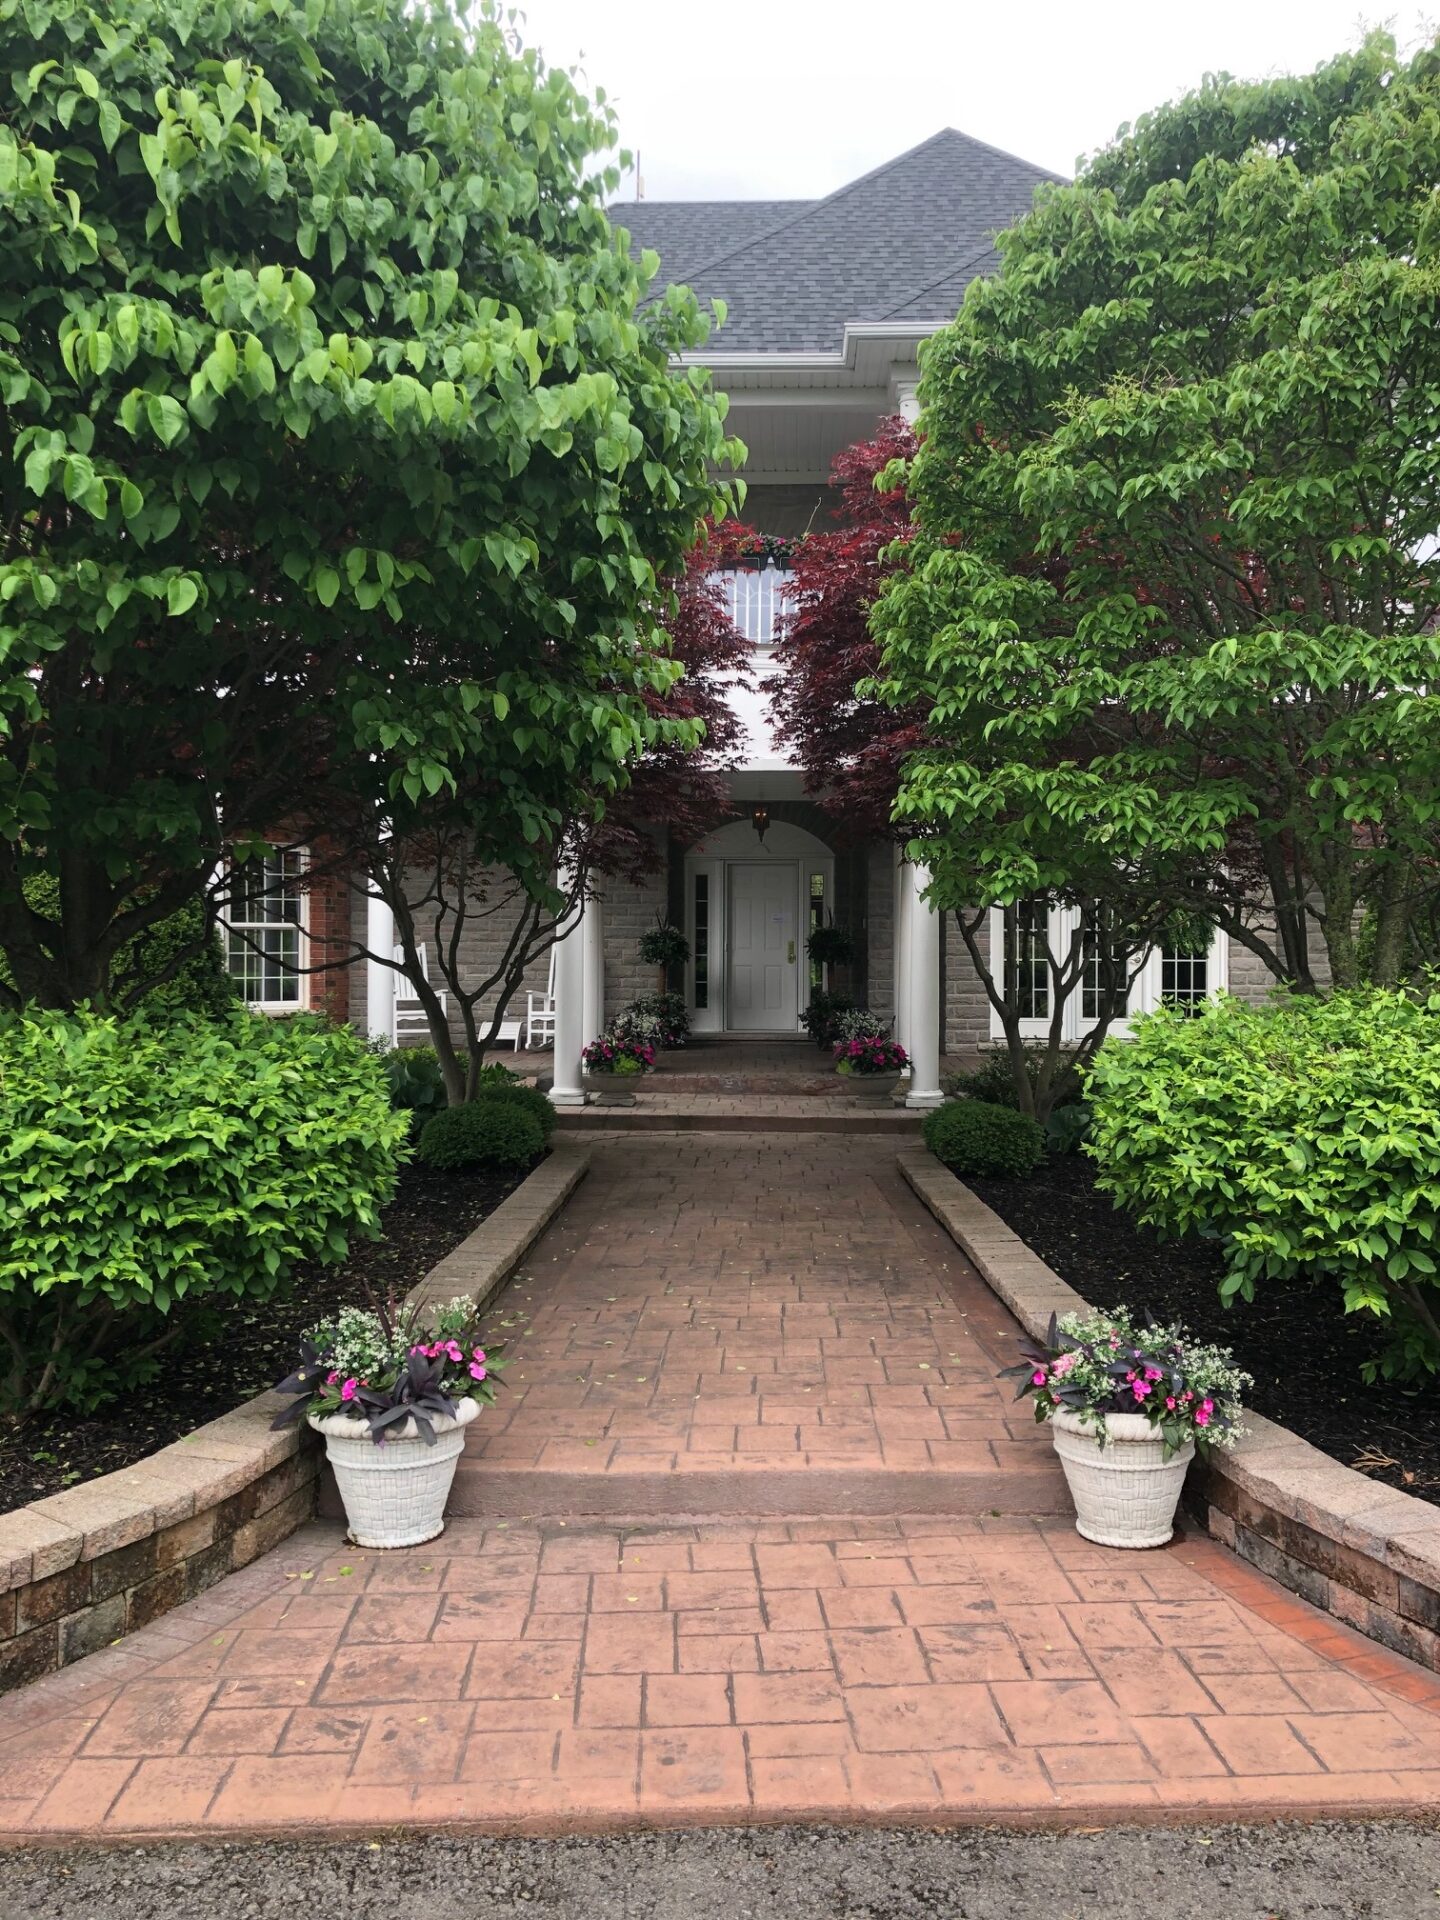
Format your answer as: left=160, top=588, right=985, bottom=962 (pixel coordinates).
left=326, top=1371, right=339, bottom=1386
left=1131, top=1379, right=1151, bottom=1401
left=1144, top=1366, right=1164, bottom=1382
left=1032, top=1370, right=1047, bottom=1386
left=469, top=1361, right=487, bottom=1380
left=1195, top=1398, right=1215, bottom=1428
left=1049, top=1351, right=1078, bottom=1379
left=472, top=1346, right=486, bottom=1363
left=340, top=1378, right=358, bottom=1402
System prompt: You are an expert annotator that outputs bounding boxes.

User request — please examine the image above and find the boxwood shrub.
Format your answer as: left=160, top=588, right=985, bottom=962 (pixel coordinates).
left=0, top=1009, right=408, bottom=1416
left=417, top=1099, right=546, bottom=1172
left=1086, top=989, right=1440, bottom=1381
left=478, top=1079, right=557, bottom=1143
left=923, top=1099, right=1045, bottom=1177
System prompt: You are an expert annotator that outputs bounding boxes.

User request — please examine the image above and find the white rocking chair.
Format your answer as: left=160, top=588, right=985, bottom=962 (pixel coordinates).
left=392, top=942, right=447, bottom=1043
left=526, top=945, right=558, bottom=1050
left=392, top=943, right=522, bottom=1051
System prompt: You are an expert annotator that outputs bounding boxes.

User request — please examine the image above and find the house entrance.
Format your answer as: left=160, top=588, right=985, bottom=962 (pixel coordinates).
left=725, top=862, right=800, bottom=1032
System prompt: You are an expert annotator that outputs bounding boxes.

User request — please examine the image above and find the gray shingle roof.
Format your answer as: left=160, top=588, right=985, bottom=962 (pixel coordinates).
left=610, top=200, right=812, bottom=282
left=613, top=130, right=1062, bottom=353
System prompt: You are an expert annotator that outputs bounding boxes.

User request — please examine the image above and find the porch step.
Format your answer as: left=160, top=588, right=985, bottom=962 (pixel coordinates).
left=555, top=1099, right=923, bottom=1134
left=371, top=1456, right=1069, bottom=1522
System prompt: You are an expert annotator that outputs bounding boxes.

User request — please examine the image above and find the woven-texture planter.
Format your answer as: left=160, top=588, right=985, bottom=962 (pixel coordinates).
left=1049, top=1407, right=1194, bottom=1548
left=310, top=1397, right=480, bottom=1549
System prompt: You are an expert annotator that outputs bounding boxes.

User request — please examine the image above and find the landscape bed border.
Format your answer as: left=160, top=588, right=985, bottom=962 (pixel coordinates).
left=0, top=1143, right=591, bottom=1696
left=899, top=1148, right=1440, bottom=1676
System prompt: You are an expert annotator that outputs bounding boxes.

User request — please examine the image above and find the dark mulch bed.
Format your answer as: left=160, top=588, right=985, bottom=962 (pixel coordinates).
left=0, top=1161, right=530, bottom=1517
left=968, top=1154, right=1440, bottom=1510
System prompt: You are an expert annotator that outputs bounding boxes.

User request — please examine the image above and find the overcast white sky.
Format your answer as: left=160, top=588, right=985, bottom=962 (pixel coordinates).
left=514, top=1, right=1433, bottom=200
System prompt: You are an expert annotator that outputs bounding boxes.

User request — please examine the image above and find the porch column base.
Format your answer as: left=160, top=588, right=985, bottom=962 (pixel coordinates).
left=548, top=1088, right=588, bottom=1107
left=905, top=1089, right=945, bottom=1109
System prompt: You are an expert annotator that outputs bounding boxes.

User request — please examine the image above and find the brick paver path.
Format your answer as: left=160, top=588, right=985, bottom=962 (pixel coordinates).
left=1, top=1513, right=1439, bottom=1838
left=447, top=1136, right=1065, bottom=1516
left=6, top=1126, right=1440, bottom=1840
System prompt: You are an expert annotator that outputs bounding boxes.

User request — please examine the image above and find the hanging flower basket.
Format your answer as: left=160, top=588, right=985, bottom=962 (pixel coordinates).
left=1004, top=1308, right=1250, bottom=1549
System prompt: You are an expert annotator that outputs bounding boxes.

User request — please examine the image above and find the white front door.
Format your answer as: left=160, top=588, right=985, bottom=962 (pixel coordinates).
left=726, top=862, right=799, bottom=1031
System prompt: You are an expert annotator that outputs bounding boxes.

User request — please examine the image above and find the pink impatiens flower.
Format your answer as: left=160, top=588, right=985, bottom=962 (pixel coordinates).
left=340, top=1378, right=358, bottom=1402
left=469, top=1361, right=487, bottom=1381
left=1032, top=1370, right=1048, bottom=1387
left=1049, top=1351, right=1078, bottom=1379
left=1131, top=1379, right=1151, bottom=1400
left=1195, top=1397, right=1215, bottom=1428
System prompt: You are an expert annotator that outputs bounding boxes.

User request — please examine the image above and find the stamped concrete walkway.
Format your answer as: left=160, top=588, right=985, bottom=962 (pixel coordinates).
left=5, top=1129, right=1440, bottom=1841
left=444, top=1135, right=1066, bottom=1517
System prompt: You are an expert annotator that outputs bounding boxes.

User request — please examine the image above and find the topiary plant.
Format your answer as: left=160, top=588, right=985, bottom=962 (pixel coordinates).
left=477, top=1078, right=557, bottom=1144
left=417, top=1100, right=545, bottom=1173
left=923, top=1100, right=1045, bottom=1178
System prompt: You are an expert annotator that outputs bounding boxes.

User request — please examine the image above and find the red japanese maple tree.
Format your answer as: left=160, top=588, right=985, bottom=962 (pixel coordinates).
left=763, top=419, right=920, bottom=841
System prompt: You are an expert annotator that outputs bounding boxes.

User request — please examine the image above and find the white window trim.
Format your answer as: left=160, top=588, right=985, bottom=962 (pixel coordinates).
left=986, top=904, right=1227, bottom=1042
left=220, top=847, right=311, bottom=1014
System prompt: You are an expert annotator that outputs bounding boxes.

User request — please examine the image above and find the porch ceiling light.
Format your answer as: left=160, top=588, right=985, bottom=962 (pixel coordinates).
left=751, top=804, right=770, bottom=844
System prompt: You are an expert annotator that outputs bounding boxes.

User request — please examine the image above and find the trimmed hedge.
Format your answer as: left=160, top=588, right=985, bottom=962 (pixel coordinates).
left=923, top=1099, right=1045, bottom=1178
left=0, top=1009, right=407, bottom=1415
left=417, top=1099, right=546, bottom=1172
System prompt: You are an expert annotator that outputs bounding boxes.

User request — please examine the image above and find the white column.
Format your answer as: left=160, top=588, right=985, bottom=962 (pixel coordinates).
left=905, top=860, right=944, bottom=1108
left=365, top=889, right=396, bottom=1046
left=893, top=844, right=911, bottom=1059
left=895, top=379, right=921, bottom=426
left=549, top=889, right=587, bottom=1107
left=582, top=892, right=604, bottom=1047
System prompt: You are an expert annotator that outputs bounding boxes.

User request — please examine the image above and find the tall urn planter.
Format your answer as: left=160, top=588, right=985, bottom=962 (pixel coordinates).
left=1002, top=1307, right=1250, bottom=1551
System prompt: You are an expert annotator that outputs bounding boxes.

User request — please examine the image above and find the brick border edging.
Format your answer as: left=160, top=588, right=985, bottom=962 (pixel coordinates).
left=898, top=1146, right=1440, bottom=1673
left=0, top=1142, right=591, bottom=1694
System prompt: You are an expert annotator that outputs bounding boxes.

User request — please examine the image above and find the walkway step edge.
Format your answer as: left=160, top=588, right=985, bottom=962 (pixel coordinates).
left=446, top=1463, right=1072, bottom=1519
left=0, top=1145, right=591, bottom=1699
left=898, top=1146, right=1440, bottom=1684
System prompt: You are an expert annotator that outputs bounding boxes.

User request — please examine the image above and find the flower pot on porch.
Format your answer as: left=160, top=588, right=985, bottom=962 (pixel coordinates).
left=585, top=1070, right=642, bottom=1107
left=836, top=1068, right=902, bottom=1107
left=1048, top=1408, right=1194, bottom=1548
left=309, top=1398, right=480, bottom=1550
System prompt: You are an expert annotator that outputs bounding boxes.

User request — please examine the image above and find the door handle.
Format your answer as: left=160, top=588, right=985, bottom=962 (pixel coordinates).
left=787, top=940, right=796, bottom=964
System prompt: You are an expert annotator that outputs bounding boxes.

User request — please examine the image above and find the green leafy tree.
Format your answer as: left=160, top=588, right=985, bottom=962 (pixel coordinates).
left=872, top=35, right=1440, bottom=1000
left=0, top=0, right=737, bottom=1012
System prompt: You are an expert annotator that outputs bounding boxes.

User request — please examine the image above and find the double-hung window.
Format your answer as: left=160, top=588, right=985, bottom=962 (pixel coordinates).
left=223, top=849, right=308, bottom=1010
left=989, top=897, right=1225, bottom=1039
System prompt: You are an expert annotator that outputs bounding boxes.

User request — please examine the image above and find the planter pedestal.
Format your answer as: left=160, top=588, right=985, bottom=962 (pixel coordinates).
left=310, top=1398, right=480, bottom=1549
left=1049, top=1408, right=1194, bottom=1548
left=585, top=1072, right=642, bottom=1107
left=837, top=1070, right=902, bottom=1108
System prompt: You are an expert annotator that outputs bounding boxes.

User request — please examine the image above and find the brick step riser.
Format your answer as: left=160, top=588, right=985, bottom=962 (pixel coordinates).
left=426, top=1463, right=1070, bottom=1520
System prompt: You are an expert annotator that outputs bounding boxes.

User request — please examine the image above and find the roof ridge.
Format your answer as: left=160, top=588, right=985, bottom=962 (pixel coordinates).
left=657, top=129, right=978, bottom=288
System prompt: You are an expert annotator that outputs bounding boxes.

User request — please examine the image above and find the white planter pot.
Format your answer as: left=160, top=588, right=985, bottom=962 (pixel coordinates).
left=1049, top=1407, right=1194, bottom=1549
left=310, top=1396, right=480, bottom=1549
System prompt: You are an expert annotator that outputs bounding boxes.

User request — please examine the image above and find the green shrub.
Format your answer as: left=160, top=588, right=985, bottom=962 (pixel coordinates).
left=382, top=1045, right=449, bottom=1134
left=0, top=1009, right=407, bottom=1416
left=923, top=1100, right=1045, bottom=1177
left=417, top=1099, right=546, bottom=1172
left=943, top=1044, right=1083, bottom=1112
left=1086, top=990, right=1440, bottom=1381
left=1045, top=1103, right=1092, bottom=1156
left=478, top=1079, right=557, bottom=1143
